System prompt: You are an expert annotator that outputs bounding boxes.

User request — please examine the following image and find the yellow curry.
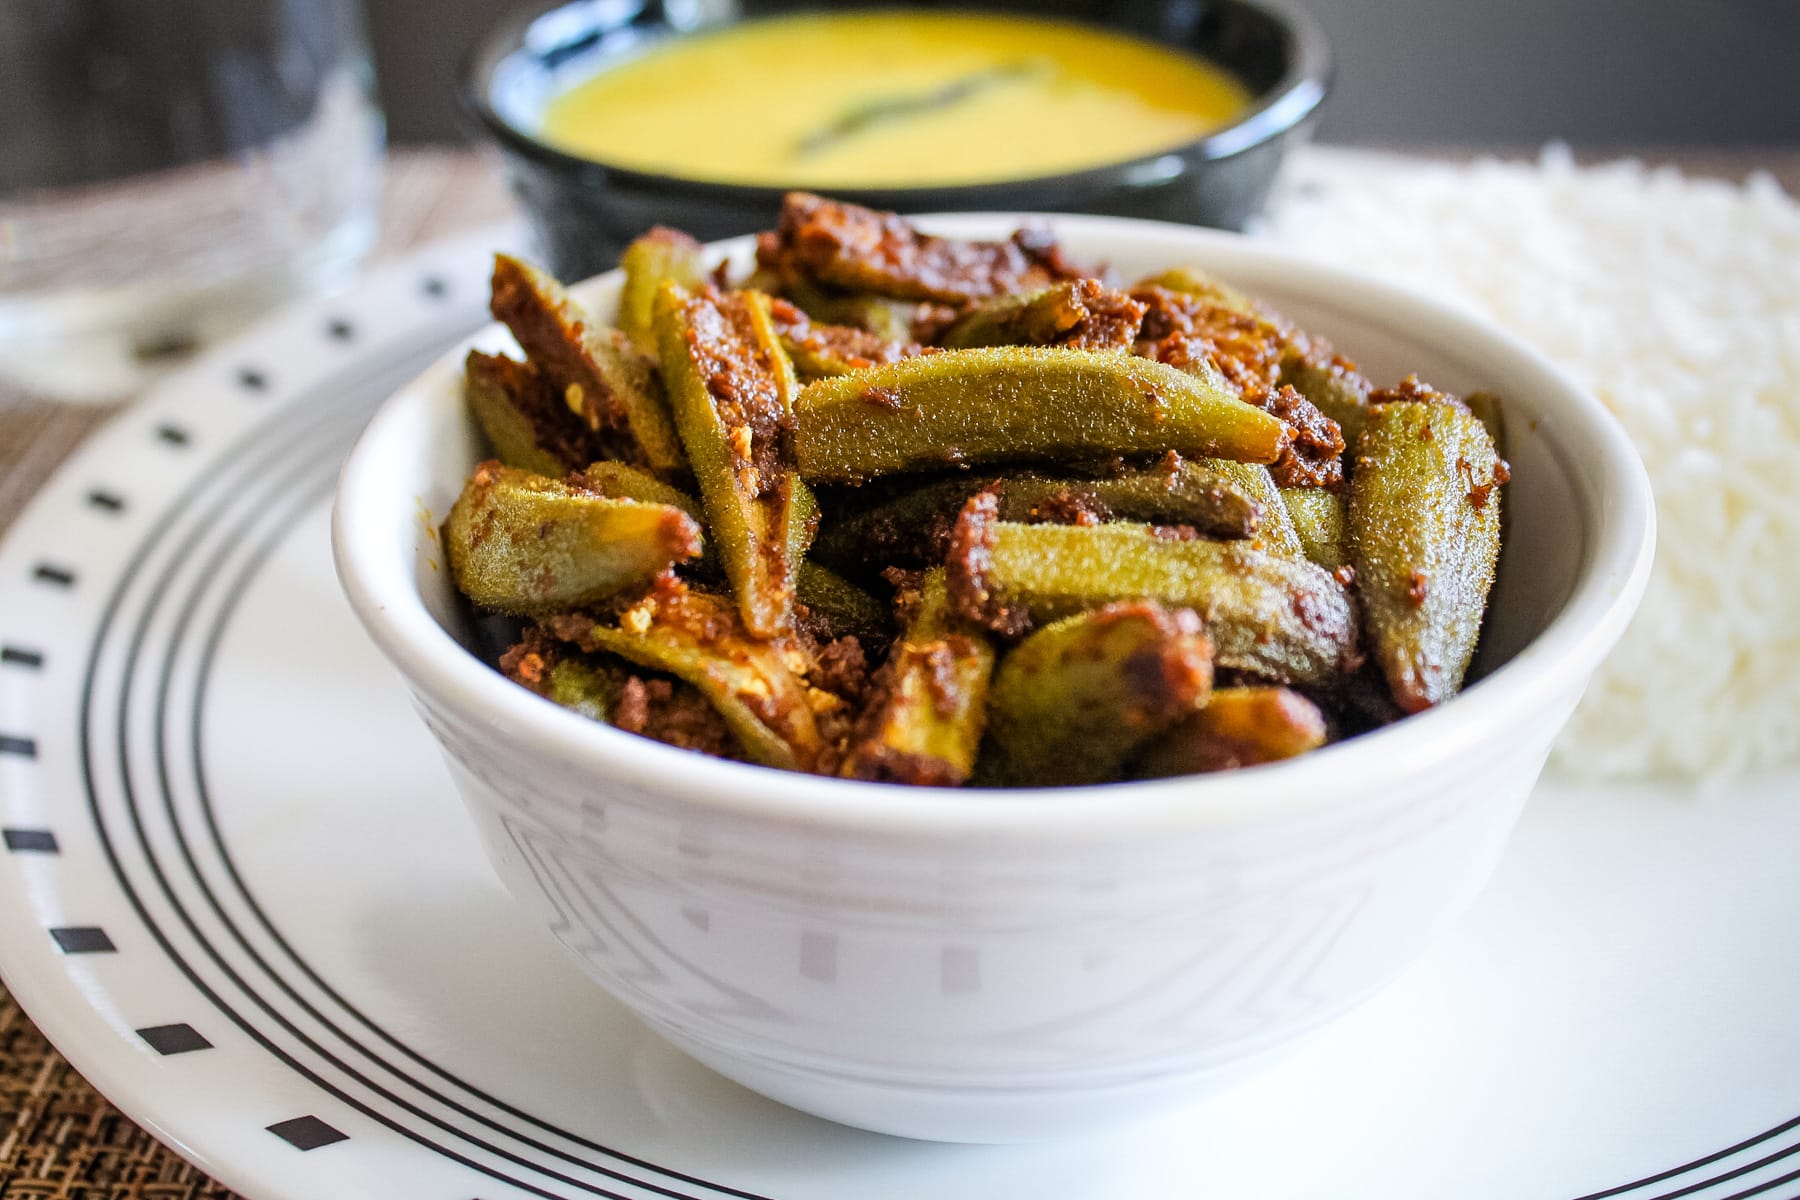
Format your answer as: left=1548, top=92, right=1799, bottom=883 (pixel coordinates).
left=539, top=11, right=1252, bottom=188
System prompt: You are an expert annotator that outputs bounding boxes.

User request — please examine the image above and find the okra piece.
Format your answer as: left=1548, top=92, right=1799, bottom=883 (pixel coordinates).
left=577, top=460, right=731, bottom=576
left=780, top=278, right=930, bottom=343
left=763, top=192, right=1068, bottom=303
left=841, top=569, right=994, bottom=786
left=1141, top=264, right=1369, bottom=463
left=1207, top=460, right=1303, bottom=557
left=1280, top=487, right=1349, bottom=571
left=1134, top=265, right=1259, bottom=314
left=581, top=463, right=805, bottom=582
left=553, top=585, right=825, bottom=772
left=500, top=630, right=625, bottom=722
left=1009, top=458, right=1265, bottom=539
left=795, top=560, right=890, bottom=642
left=1133, top=687, right=1328, bottom=778
left=813, top=457, right=1265, bottom=568
left=617, top=227, right=707, bottom=355
left=939, top=280, right=1145, bottom=352
left=1280, top=355, right=1372, bottom=458
left=952, top=519, right=1357, bottom=685
left=793, top=347, right=1286, bottom=481
left=655, top=283, right=808, bottom=637
left=783, top=473, right=820, bottom=565
left=1463, top=391, right=1513, bottom=546
left=543, top=656, right=622, bottom=723
left=766, top=296, right=927, bottom=378
left=505, top=627, right=751, bottom=757
left=1465, top=391, right=1509, bottom=459
left=577, top=461, right=705, bottom=523
left=490, top=254, right=687, bottom=477
left=983, top=602, right=1213, bottom=787
left=445, top=462, right=703, bottom=616
left=1349, top=400, right=1507, bottom=712
left=464, top=350, right=593, bottom=477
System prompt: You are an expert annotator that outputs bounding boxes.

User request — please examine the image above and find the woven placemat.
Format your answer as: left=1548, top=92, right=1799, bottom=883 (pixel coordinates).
left=0, top=982, right=240, bottom=1199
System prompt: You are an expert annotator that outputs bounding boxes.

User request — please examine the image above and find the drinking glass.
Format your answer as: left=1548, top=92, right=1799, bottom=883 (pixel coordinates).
left=0, top=0, right=385, bottom=400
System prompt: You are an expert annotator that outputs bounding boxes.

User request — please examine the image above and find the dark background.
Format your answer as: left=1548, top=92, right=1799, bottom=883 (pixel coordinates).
left=365, top=0, right=1800, bottom=147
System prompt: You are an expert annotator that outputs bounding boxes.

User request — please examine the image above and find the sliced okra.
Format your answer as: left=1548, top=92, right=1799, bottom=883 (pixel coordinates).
left=551, top=583, right=825, bottom=772
left=1348, top=399, right=1507, bottom=712
left=464, top=350, right=595, bottom=477
left=490, top=254, right=687, bottom=477
left=982, top=602, right=1213, bottom=787
left=949, top=517, right=1358, bottom=686
left=654, top=282, right=808, bottom=637
left=795, top=561, right=889, bottom=642
left=939, top=280, right=1145, bottom=352
left=445, top=462, right=702, bottom=616
left=1279, top=487, right=1349, bottom=571
left=812, top=456, right=1265, bottom=569
left=617, top=226, right=707, bottom=356
left=840, top=569, right=994, bottom=786
left=793, top=347, right=1286, bottom=482
left=1133, top=687, right=1328, bottom=778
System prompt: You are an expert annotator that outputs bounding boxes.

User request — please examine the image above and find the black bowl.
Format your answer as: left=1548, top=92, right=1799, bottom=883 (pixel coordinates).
left=461, top=0, right=1331, bottom=281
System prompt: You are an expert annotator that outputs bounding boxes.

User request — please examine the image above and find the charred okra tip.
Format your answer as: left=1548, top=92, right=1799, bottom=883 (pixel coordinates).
left=443, top=195, right=1510, bottom=785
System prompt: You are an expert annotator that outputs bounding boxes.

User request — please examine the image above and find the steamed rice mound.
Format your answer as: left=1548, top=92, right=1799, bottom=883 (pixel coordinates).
left=1268, top=147, right=1800, bottom=780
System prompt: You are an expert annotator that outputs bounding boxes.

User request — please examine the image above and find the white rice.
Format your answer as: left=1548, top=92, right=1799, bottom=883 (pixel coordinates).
left=1263, top=145, right=1800, bottom=781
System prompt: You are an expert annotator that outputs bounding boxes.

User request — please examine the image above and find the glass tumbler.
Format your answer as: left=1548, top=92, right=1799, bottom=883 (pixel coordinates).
left=0, top=0, right=384, bottom=400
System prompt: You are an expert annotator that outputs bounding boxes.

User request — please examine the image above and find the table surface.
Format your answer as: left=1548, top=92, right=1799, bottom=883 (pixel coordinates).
left=0, top=144, right=1795, bottom=1198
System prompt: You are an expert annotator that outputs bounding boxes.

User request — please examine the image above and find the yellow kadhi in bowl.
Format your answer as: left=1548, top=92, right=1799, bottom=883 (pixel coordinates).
left=461, top=0, right=1331, bottom=280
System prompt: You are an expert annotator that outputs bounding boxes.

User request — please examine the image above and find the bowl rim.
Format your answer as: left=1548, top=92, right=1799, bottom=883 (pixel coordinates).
left=332, top=213, right=1656, bottom=842
left=455, top=0, right=1333, bottom=203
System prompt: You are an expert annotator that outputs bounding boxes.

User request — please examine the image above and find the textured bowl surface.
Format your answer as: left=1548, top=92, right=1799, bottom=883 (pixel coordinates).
left=332, top=215, right=1654, bottom=1142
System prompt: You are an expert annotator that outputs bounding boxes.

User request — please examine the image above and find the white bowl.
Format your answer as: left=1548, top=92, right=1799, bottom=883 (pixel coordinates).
left=332, top=215, right=1654, bottom=1143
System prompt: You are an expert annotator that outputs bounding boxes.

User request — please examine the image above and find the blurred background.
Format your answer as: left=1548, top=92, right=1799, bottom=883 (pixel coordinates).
left=369, top=0, right=1800, bottom=146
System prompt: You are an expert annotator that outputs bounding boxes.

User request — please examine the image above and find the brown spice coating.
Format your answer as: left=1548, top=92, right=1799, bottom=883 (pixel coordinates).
left=613, top=675, right=744, bottom=758
left=838, top=637, right=982, bottom=787
left=1132, top=287, right=1344, bottom=487
left=576, top=576, right=785, bottom=720
left=1022, top=489, right=1105, bottom=526
left=1369, top=374, right=1469, bottom=411
left=859, top=385, right=905, bottom=410
left=679, top=288, right=790, bottom=497
left=1406, top=571, right=1431, bottom=607
left=499, top=625, right=744, bottom=759
left=467, top=350, right=600, bottom=471
left=489, top=257, right=646, bottom=466
left=1054, top=280, right=1147, bottom=351
left=1107, top=604, right=1214, bottom=722
left=944, top=278, right=1146, bottom=351
left=1466, top=456, right=1513, bottom=511
left=1255, top=385, right=1346, bottom=488
left=1132, top=285, right=1289, bottom=397
left=807, top=635, right=872, bottom=705
left=944, top=485, right=1029, bottom=634
left=765, top=296, right=929, bottom=370
left=840, top=741, right=968, bottom=788
left=759, top=192, right=1086, bottom=304
left=498, top=626, right=557, bottom=691
left=1012, top=224, right=1102, bottom=285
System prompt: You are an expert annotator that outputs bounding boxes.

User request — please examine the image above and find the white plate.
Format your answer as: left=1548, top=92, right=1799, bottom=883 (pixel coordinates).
left=2, top=225, right=1798, bottom=1200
